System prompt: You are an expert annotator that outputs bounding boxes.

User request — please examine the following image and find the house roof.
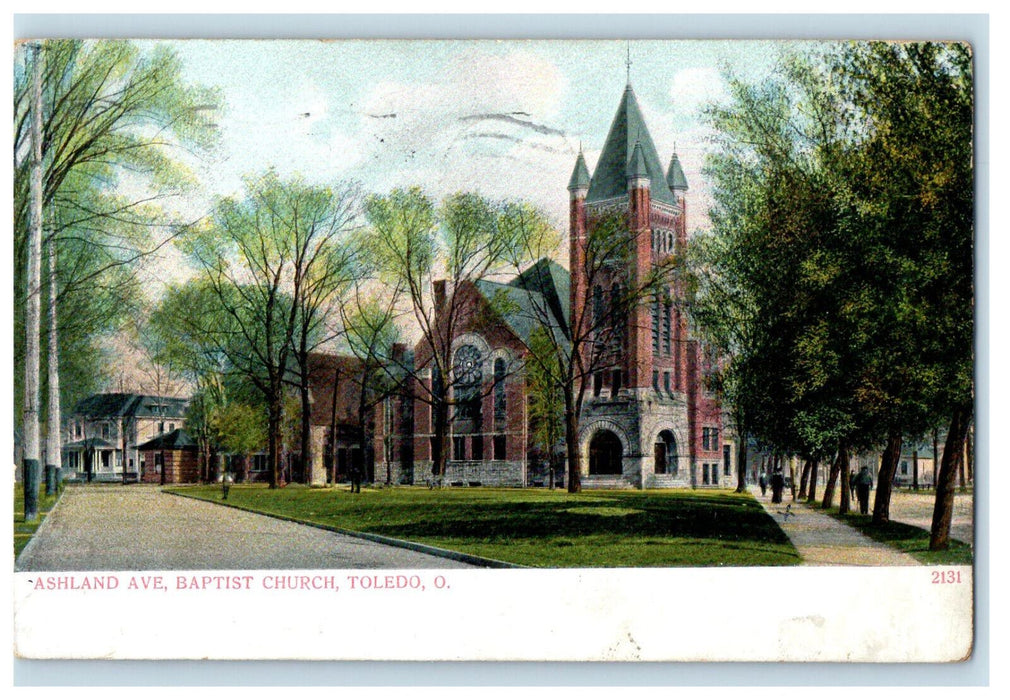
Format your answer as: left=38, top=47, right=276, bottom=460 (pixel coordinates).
left=63, top=437, right=116, bottom=450
left=135, top=428, right=198, bottom=451
left=586, top=85, right=676, bottom=206
left=72, top=393, right=188, bottom=420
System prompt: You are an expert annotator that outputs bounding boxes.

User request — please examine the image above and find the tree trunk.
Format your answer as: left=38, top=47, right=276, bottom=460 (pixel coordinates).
left=330, top=367, right=340, bottom=484
left=299, top=351, right=312, bottom=485
left=565, top=408, right=581, bottom=493
left=958, top=430, right=968, bottom=491
left=821, top=446, right=844, bottom=509
left=806, top=459, right=819, bottom=503
left=930, top=403, right=972, bottom=550
left=46, top=227, right=62, bottom=495
left=912, top=448, right=919, bottom=491
left=872, top=430, right=903, bottom=525
left=838, top=445, right=851, bottom=515
left=22, top=42, right=44, bottom=522
left=798, top=457, right=812, bottom=500
left=268, top=395, right=283, bottom=488
left=735, top=433, right=748, bottom=494
left=965, top=424, right=973, bottom=485
left=932, top=428, right=939, bottom=489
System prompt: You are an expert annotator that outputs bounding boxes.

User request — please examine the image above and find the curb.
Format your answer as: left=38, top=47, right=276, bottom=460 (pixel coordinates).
left=14, top=482, right=68, bottom=571
left=165, top=489, right=524, bottom=569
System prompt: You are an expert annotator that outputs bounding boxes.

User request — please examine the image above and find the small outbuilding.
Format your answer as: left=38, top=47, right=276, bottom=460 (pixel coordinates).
left=136, top=429, right=200, bottom=484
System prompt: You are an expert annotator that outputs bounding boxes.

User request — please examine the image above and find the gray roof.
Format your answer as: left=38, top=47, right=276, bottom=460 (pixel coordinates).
left=136, top=428, right=198, bottom=451
left=63, top=437, right=116, bottom=450
left=667, top=152, right=689, bottom=191
left=473, top=258, right=571, bottom=353
left=568, top=151, right=591, bottom=190
left=586, top=85, right=676, bottom=206
left=73, top=393, right=188, bottom=420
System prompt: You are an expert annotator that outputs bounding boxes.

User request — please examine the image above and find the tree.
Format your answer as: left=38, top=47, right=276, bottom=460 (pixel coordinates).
left=361, top=188, right=554, bottom=483
left=180, top=172, right=356, bottom=488
left=526, top=326, right=565, bottom=489
left=696, top=43, right=972, bottom=542
left=342, top=294, right=402, bottom=485
left=13, top=40, right=218, bottom=426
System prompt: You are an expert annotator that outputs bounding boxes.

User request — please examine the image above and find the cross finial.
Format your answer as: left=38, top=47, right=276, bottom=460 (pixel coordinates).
left=626, top=41, right=632, bottom=84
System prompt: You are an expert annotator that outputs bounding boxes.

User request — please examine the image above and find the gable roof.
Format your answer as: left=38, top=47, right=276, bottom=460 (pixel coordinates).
left=473, top=258, right=571, bottom=352
left=586, top=85, right=676, bottom=206
left=72, top=393, right=189, bottom=420
left=135, top=428, right=198, bottom=451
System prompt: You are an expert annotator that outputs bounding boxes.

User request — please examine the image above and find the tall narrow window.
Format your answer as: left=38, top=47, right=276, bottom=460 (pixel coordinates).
left=611, top=369, right=622, bottom=395
left=664, top=371, right=671, bottom=394
left=654, top=296, right=662, bottom=351
left=471, top=436, right=484, bottom=461
left=652, top=370, right=659, bottom=392
left=493, top=358, right=506, bottom=422
left=663, top=302, right=672, bottom=355
left=594, top=372, right=603, bottom=397
left=453, top=435, right=466, bottom=461
left=493, top=435, right=507, bottom=460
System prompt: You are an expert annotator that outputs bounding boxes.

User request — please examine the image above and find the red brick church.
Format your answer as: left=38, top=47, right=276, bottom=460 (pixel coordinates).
left=310, top=82, right=728, bottom=489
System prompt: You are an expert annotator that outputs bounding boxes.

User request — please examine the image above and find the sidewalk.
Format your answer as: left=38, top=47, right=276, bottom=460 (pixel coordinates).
left=748, top=486, right=920, bottom=566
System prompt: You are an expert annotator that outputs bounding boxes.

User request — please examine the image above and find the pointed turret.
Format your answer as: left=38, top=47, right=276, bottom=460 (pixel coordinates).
left=627, top=141, right=649, bottom=185
left=666, top=151, right=689, bottom=192
left=568, top=151, right=591, bottom=197
left=586, top=85, right=675, bottom=206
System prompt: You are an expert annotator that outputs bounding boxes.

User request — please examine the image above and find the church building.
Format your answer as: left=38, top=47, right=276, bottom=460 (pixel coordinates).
left=324, top=81, right=728, bottom=489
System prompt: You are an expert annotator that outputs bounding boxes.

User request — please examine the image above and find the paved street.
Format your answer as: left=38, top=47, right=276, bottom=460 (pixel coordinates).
left=15, top=485, right=478, bottom=571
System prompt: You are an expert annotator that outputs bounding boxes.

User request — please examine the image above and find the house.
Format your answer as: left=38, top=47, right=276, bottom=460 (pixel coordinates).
left=63, top=393, right=188, bottom=482
left=136, top=428, right=200, bottom=484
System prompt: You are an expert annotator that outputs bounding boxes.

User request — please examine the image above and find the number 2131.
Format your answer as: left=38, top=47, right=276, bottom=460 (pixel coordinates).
left=931, top=570, right=962, bottom=584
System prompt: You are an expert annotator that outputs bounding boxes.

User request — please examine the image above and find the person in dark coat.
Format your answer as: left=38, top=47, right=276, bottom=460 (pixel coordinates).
left=759, top=471, right=768, bottom=496
left=854, top=466, right=873, bottom=514
left=770, top=469, right=785, bottom=504
left=849, top=470, right=857, bottom=500
left=349, top=459, right=362, bottom=494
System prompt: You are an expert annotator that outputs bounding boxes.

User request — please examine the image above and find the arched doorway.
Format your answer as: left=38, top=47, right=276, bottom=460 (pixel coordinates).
left=589, top=430, right=623, bottom=475
left=654, top=430, right=678, bottom=475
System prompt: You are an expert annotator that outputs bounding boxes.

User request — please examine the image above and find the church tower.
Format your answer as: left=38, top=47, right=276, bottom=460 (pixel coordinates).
left=568, top=83, right=724, bottom=489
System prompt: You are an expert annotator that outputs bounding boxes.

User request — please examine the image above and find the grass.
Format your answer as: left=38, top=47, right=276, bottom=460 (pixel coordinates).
left=167, top=484, right=801, bottom=568
left=824, top=509, right=972, bottom=566
left=14, top=482, right=61, bottom=558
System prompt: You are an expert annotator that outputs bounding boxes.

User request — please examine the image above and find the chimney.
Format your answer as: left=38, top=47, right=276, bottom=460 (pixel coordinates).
left=433, top=280, right=446, bottom=312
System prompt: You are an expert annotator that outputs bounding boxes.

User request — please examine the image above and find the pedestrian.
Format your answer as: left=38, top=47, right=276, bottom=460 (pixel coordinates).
left=854, top=466, right=873, bottom=515
left=349, top=460, right=362, bottom=493
left=759, top=471, right=768, bottom=496
left=770, top=469, right=785, bottom=504
left=849, top=470, right=857, bottom=500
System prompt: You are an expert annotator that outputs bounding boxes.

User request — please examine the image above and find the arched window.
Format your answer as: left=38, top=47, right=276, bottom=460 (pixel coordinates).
left=452, top=345, right=482, bottom=428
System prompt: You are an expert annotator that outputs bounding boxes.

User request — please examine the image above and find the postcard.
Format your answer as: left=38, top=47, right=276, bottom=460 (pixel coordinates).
left=11, top=35, right=977, bottom=664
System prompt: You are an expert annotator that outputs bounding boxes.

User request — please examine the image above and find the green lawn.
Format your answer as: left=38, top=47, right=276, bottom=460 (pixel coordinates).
left=826, top=510, right=972, bottom=566
left=167, top=484, right=800, bottom=568
left=14, top=483, right=61, bottom=558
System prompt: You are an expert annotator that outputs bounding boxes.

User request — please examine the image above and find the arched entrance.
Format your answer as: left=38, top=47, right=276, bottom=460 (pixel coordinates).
left=654, top=430, right=678, bottom=475
left=589, top=430, right=623, bottom=475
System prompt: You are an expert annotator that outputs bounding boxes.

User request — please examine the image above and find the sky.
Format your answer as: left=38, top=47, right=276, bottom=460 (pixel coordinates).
left=145, top=39, right=791, bottom=248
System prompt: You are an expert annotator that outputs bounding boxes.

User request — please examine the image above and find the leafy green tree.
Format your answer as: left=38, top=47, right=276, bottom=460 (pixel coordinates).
left=213, top=401, right=268, bottom=481
left=360, top=188, right=555, bottom=482
left=13, top=40, right=218, bottom=422
left=697, top=42, right=972, bottom=546
left=180, top=172, right=354, bottom=488
left=526, top=326, right=565, bottom=489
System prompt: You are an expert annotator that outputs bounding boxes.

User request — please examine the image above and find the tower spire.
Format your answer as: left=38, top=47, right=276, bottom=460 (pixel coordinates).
left=626, top=41, right=632, bottom=85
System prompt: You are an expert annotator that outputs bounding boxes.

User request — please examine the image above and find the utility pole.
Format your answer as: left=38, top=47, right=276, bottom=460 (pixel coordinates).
left=23, top=42, right=44, bottom=521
